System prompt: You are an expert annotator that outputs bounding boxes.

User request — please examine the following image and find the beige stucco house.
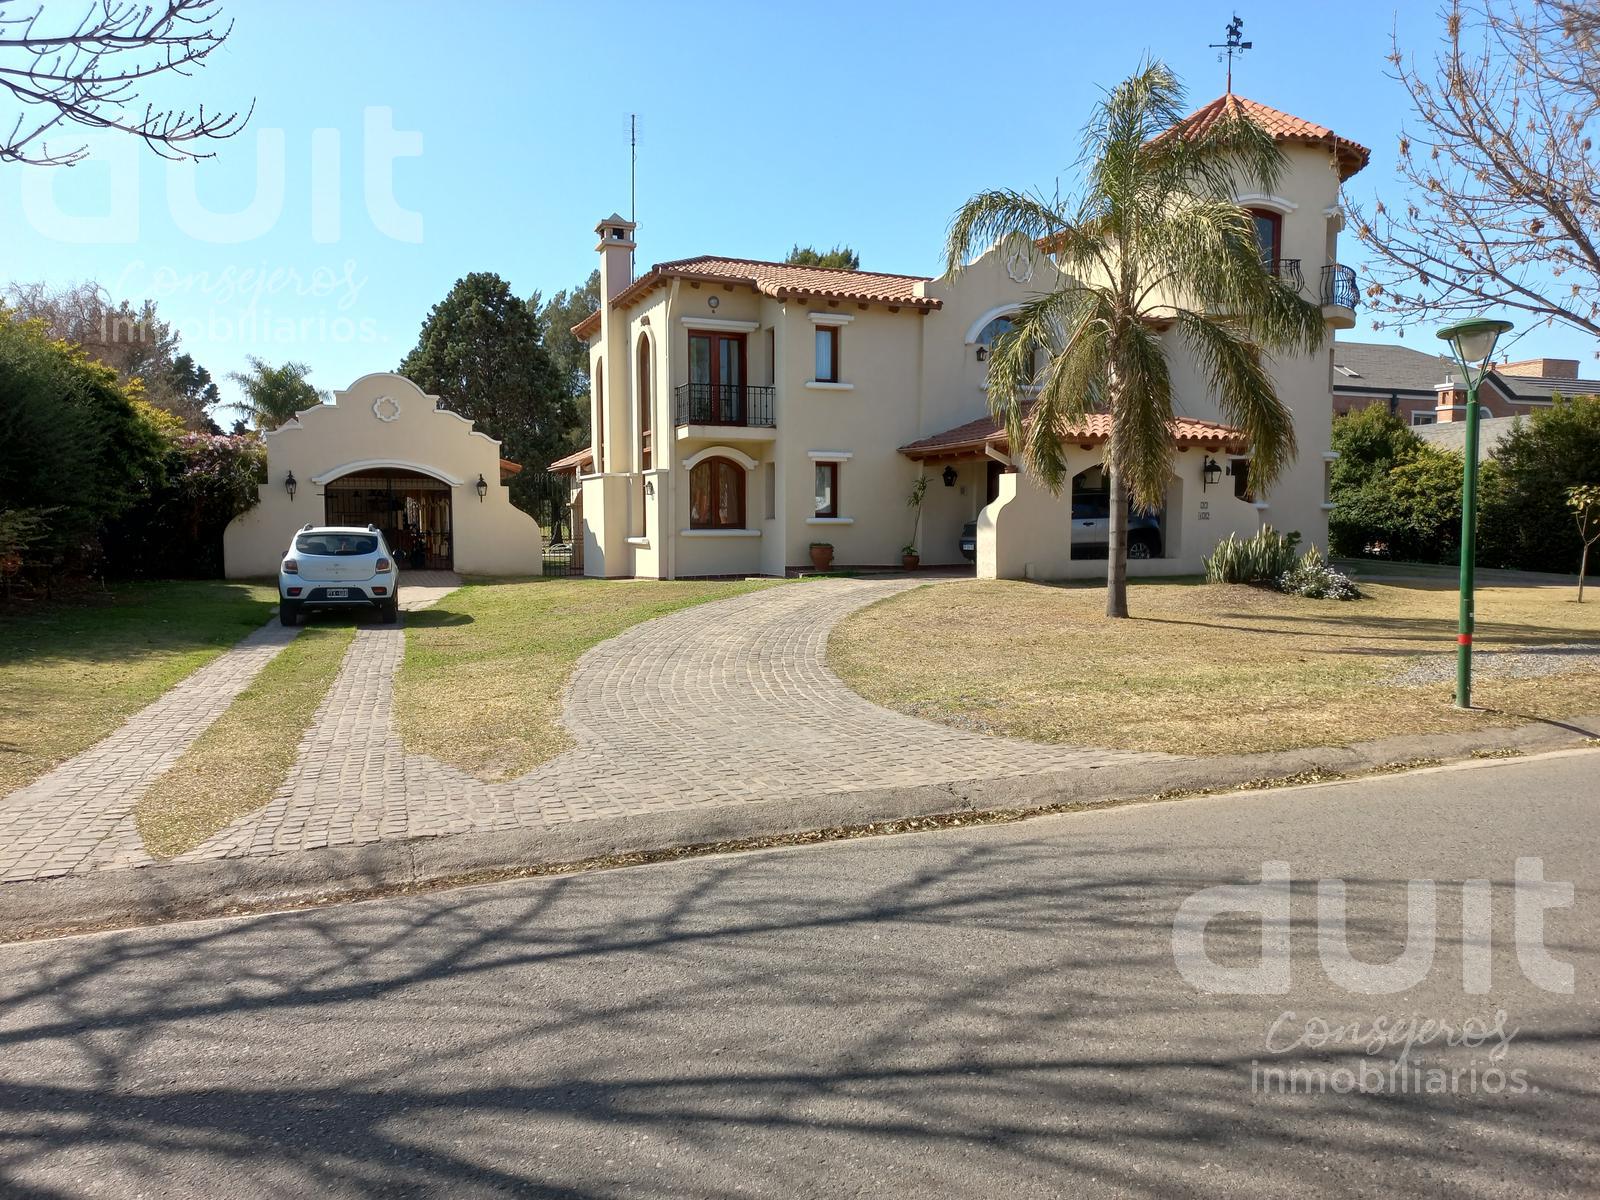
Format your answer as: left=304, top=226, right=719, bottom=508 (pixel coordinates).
left=558, top=92, right=1367, bottom=580
left=223, top=372, right=542, bottom=577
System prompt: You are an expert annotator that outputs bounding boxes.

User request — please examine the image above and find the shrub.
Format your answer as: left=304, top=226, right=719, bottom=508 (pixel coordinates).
left=1203, top=526, right=1302, bottom=584
left=103, top=433, right=265, bottom=577
left=1477, top=395, right=1600, bottom=573
left=0, top=314, right=168, bottom=578
left=1329, top=442, right=1464, bottom=563
left=1278, top=547, right=1361, bottom=600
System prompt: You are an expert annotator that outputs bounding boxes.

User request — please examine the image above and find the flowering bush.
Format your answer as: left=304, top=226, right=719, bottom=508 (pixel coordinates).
left=1278, top=548, right=1362, bottom=600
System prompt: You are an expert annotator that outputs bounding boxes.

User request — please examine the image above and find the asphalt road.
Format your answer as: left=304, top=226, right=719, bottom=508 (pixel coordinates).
left=1, top=750, right=1597, bottom=1198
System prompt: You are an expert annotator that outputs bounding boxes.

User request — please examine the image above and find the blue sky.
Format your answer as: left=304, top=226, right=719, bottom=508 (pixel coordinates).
left=3, top=0, right=1591, bottom=411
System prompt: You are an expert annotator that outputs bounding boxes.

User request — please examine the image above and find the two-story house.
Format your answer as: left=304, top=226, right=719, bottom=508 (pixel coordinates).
left=560, top=93, right=1368, bottom=580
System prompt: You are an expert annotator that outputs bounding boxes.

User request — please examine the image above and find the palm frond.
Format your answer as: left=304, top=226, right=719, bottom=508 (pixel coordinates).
left=1106, top=321, right=1175, bottom=510
left=1173, top=309, right=1298, bottom=491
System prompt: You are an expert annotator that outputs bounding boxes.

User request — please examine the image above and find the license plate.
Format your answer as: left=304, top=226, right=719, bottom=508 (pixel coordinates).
left=325, top=588, right=349, bottom=598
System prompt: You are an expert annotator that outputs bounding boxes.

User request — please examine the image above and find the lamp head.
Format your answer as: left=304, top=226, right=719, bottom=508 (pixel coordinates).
left=1436, top=317, right=1513, bottom=388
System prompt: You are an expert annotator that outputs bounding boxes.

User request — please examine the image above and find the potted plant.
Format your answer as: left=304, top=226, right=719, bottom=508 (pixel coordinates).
left=809, top=541, right=834, bottom=571
left=902, top=474, right=929, bottom=571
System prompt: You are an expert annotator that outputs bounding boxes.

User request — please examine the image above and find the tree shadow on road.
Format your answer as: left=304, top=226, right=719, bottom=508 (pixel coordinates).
left=0, top=836, right=1594, bottom=1198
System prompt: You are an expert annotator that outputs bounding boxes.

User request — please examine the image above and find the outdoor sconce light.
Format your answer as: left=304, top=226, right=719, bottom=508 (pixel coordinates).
left=644, top=479, right=655, bottom=496
left=475, top=473, right=489, bottom=502
left=974, top=345, right=988, bottom=362
left=284, top=470, right=297, bottom=501
left=1201, top=457, right=1222, bottom=491
left=942, top=465, right=958, bottom=487
left=707, top=295, right=720, bottom=311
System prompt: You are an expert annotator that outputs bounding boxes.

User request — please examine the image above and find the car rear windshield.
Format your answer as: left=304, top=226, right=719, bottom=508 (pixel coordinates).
left=295, top=533, right=379, bottom=557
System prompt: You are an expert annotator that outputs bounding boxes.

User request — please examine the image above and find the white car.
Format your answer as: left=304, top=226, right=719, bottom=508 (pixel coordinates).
left=278, top=524, right=400, bottom=626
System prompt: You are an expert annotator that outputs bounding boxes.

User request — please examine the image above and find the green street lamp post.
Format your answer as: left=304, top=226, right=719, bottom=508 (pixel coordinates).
left=1436, top=316, right=1514, bottom=709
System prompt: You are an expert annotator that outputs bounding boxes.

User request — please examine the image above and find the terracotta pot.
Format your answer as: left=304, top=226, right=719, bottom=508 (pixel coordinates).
left=809, top=544, right=834, bottom=571
left=902, top=554, right=920, bottom=571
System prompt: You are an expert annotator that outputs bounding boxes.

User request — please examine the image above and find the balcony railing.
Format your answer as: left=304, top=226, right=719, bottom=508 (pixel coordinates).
left=1321, top=264, right=1359, bottom=310
left=673, top=383, right=776, bottom=428
left=1266, top=258, right=1304, bottom=293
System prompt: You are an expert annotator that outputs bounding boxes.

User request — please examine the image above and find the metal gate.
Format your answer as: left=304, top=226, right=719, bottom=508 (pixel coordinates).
left=325, top=469, right=453, bottom=570
left=523, top=471, right=584, bottom=576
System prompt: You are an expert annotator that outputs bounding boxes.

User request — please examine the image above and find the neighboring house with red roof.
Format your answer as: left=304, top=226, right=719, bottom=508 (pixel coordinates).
left=562, top=92, right=1366, bottom=579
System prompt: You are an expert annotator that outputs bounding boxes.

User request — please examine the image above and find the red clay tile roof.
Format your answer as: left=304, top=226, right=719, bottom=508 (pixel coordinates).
left=1160, top=93, right=1369, bottom=181
left=899, top=410, right=1250, bottom=460
left=573, top=256, right=940, bottom=341
left=548, top=446, right=593, bottom=473
left=498, top=457, right=523, bottom=477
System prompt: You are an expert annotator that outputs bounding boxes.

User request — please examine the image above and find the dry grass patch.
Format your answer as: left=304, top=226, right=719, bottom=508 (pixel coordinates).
left=136, top=623, right=357, bottom=858
left=396, top=576, right=784, bottom=781
left=829, top=578, right=1600, bottom=756
left=0, top=581, right=276, bottom=798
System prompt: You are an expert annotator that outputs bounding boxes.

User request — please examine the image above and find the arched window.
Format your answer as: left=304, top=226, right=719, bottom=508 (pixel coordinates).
left=593, top=359, right=604, bottom=472
left=975, top=315, right=1015, bottom=347
left=689, top=456, right=745, bottom=529
left=637, top=336, right=652, bottom=471
left=1248, top=209, right=1282, bottom=267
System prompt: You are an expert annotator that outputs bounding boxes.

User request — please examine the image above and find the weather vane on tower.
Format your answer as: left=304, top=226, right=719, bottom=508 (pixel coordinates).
left=1210, top=14, right=1252, bottom=94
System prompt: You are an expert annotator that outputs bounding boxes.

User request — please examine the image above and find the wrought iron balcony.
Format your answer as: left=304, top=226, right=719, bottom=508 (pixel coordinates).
left=673, top=383, right=776, bottom=428
left=1266, top=257, right=1304, bottom=292
left=1321, top=263, right=1359, bottom=310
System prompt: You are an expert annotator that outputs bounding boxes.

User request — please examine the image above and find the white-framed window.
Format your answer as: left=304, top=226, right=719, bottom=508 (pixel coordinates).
left=814, top=460, right=839, bottom=517
left=1411, top=411, right=1437, bottom=426
left=814, top=325, right=839, bottom=383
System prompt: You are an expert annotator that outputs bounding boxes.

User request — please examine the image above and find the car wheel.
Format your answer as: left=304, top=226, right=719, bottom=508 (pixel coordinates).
left=380, top=598, right=399, bottom=625
left=279, top=600, right=301, bottom=627
left=1127, top=538, right=1155, bottom=560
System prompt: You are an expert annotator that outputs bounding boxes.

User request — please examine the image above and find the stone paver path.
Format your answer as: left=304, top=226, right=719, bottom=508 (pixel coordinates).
left=185, top=578, right=1173, bottom=864
left=0, top=574, right=463, bottom=883
left=0, top=620, right=302, bottom=882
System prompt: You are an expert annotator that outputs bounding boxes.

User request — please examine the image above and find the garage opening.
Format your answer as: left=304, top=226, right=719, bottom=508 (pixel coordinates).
left=324, top=469, right=453, bottom=570
left=1070, top=465, right=1167, bottom=560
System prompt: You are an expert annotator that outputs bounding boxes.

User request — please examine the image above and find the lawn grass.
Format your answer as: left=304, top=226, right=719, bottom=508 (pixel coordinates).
left=396, top=576, right=785, bottom=781
left=829, top=577, right=1600, bottom=756
left=135, top=623, right=357, bottom=858
left=0, top=580, right=276, bottom=798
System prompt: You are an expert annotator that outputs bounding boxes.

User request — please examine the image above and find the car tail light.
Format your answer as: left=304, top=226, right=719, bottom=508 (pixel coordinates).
left=286, top=586, right=302, bottom=596
left=375, top=557, right=392, bottom=573
left=282, top=558, right=299, bottom=574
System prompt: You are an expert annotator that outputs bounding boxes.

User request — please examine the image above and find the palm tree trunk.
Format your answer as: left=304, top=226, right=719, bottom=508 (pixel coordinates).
left=1106, top=459, right=1130, bottom=618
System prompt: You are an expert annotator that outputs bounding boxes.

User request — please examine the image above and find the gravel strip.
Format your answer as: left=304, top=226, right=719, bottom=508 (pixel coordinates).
left=1384, top=643, right=1600, bottom=687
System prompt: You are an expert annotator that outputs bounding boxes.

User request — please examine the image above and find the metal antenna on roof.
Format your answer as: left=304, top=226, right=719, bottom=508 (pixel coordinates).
left=629, top=113, right=638, bottom=275
left=1209, top=14, right=1252, bottom=93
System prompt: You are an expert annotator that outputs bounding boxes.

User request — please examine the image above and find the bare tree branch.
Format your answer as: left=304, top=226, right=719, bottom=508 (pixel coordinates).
left=0, top=0, right=249, bottom=166
left=1348, top=0, right=1600, bottom=346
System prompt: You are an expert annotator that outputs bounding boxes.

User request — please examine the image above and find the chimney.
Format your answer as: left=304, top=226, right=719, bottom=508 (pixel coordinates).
left=1433, top=375, right=1467, bottom=423
left=1498, top=356, right=1578, bottom=380
left=594, top=213, right=637, bottom=305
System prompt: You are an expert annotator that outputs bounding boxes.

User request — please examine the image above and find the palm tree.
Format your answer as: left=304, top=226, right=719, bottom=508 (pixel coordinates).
left=228, top=356, right=328, bottom=431
left=945, top=61, right=1327, bottom=617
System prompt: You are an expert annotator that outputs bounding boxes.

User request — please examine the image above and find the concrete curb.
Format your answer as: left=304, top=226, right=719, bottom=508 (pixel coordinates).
left=4, top=712, right=1597, bottom=941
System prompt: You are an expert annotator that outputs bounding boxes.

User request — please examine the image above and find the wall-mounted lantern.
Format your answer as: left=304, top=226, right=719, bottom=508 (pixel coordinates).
left=707, top=295, right=720, bottom=311
left=942, top=465, right=958, bottom=487
left=284, top=470, right=297, bottom=500
left=974, top=345, right=988, bottom=362
left=644, top=478, right=655, bottom=496
left=1201, top=457, right=1223, bottom=491
left=475, top=473, right=489, bottom=502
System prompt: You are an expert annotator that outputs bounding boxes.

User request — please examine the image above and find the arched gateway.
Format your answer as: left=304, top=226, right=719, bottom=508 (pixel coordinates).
left=223, top=373, right=542, bottom=578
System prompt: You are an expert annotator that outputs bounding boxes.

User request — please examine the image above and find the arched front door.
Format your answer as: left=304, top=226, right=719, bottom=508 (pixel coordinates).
left=324, top=469, right=453, bottom=569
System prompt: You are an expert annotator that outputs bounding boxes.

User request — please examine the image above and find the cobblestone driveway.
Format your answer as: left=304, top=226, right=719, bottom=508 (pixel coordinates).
left=188, top=578, right=1170, bottom=863
left=4, top=577, right=1173, bottom=882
